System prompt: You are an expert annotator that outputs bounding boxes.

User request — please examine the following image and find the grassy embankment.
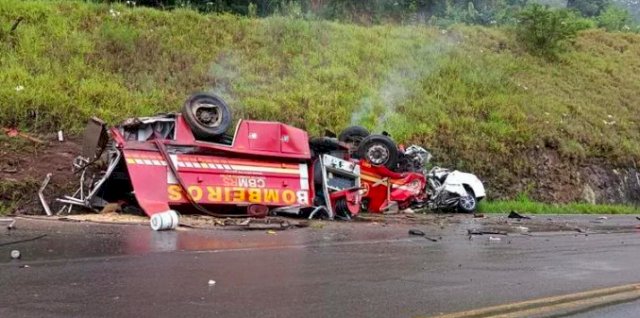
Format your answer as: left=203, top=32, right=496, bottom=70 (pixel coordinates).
left=1, top=1, right=640, bottom=214
left=478, top=198, right=640, bottom=214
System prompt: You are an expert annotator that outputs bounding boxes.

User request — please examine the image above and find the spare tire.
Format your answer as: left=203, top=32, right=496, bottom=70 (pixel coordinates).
left=338, top=126, right=370, bottom=149
left=357, top=135, right=398, bottom=170
left=182, top=93, right=232, bottom=139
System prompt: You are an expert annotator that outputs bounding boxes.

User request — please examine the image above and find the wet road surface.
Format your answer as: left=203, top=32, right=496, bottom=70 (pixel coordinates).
left=1, top=215, right=640, bottom=317
left=571, top=300, right=640, bottom=318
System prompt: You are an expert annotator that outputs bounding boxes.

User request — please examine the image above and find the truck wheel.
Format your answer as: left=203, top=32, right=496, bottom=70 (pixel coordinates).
left=458, top=186, right=477, bottom=213
left=357, top=135, right=398, bottom=170
left=338, top=126, right=370, bottom=149
left=182, top=93, right=232, bottom=139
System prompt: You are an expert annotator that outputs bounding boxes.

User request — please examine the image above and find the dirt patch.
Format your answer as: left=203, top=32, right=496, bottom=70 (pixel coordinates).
left=0, top=133, right=80, bottom=215
left=495, top=148, right=640, bottom=205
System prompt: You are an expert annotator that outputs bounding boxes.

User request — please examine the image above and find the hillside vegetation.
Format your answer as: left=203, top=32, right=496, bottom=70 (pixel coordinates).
left=1, top=0, right=640, bottom=200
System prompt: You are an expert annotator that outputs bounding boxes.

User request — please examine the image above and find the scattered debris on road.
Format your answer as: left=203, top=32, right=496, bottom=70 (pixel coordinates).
left=0, top=218, right=16, bottom=229
left=10, top=250, right=21, bottom=259
left=508, top=211, right=531, bottom=220
left=408, top=229, right=439, bottom=241
left=468, top=229, right=508, bottom=236
left=424, top=236, right=439, bottom=242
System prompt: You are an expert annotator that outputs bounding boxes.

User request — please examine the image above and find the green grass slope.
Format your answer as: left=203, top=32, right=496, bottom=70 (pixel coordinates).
left=1, top=1, right=639, bottom=200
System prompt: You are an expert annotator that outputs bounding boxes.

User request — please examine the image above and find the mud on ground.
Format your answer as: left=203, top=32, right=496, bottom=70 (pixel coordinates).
left=0, top=133, right=80, bottom=215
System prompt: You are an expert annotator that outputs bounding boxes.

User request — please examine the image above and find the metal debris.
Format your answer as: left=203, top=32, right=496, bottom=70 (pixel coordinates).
left=38, top=173, right=53, bottom=216
left=424, top=236, right=439, bottom=242
left=468, top=229, right=508, bottom=236
left=408, top=229, right=438, bottom=241
left=508, top=211, right=531, bottom=220
left=0, top=218, right=16, bottom=229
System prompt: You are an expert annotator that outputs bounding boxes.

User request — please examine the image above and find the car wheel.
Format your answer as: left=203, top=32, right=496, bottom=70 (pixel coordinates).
left=458, top=186, right=477, bottom=213
left=356, top=135, right=398, bottom=170
left=182, top=93, right=232, bottom=139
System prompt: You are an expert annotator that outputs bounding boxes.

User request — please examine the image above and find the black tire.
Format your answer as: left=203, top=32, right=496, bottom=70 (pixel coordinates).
left=182, top=93, right=232, bottom=139
left=309, top=136, right=342, bottom=154
left=356, top=135, right=398, bottom=170
left=338, top=126, right=370, bottom=148
left=312, top=159, right=323, bottom=186
left=457, top=186, right=477, bottom=213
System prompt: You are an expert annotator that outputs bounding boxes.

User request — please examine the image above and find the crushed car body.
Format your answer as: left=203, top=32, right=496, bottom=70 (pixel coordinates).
left=336, top=126, right=486, bottom=213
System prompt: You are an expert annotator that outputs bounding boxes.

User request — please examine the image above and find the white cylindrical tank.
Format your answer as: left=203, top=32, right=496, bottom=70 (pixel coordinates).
left=150, top=210, right=179, bottom=231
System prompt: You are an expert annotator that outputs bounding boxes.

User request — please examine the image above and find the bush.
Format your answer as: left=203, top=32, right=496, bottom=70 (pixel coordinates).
left=515, top=4, right=592, bottom=58
left=597, top=6, right=632, bottom=31
left=567, top=0, right=610, bottom=17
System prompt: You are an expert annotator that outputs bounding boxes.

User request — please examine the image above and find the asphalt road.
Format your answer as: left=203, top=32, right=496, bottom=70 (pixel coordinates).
left=1, top=215, right=640, bottom=317
left=571, top=300, right=640, bottom=318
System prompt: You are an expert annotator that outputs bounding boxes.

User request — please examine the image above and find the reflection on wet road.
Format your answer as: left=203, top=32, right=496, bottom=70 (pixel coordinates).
left=1, top=216, right=640, bottom=317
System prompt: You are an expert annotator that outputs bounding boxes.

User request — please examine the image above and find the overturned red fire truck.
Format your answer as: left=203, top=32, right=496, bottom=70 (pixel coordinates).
left=57, top=93, right=366, bottom=229
left=56, top=93, right=478, bottom=230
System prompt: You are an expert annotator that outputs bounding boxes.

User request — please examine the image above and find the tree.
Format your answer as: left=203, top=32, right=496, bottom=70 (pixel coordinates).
left=516, top=4, right=591, bottom=58
left=597, top=6, right=632, bottom=31
left=566, top=0, right=610, bottom=17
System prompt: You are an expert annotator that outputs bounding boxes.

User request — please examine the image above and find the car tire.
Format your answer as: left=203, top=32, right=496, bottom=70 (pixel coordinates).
left=182, top=93, right=232, bottom=139
left=338, top=126, right=370, bottom=149
left=357, top=135, right=398, bottom=170
left=458, top=186, right=477, bottom=213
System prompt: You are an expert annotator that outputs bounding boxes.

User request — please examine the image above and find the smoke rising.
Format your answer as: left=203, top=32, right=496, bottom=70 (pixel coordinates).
left=351, top=31, right=458, bottom=133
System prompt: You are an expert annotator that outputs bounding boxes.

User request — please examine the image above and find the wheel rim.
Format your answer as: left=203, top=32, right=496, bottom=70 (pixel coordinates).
left=193, top=102, right=222, bottom=128
left=366, top=144, right=389, bottom=165
left=460, top=195, right=476, bottom=211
